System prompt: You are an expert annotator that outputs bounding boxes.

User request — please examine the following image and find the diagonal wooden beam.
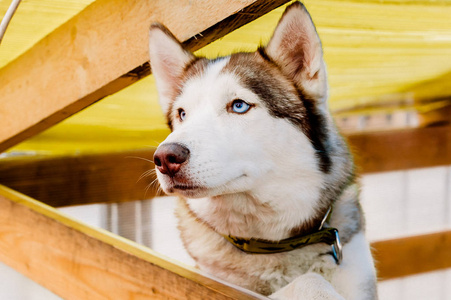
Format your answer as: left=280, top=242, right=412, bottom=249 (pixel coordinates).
left=0, top=185, right=265, bottom=299
left=0, top=0, right=290, bottom=153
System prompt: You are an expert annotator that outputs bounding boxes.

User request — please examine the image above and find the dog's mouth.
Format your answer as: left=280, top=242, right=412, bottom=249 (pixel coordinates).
left=161, top=173, right=249, bottom=199
left=166, top=183, right=206, bottom=198
left=158, top=172, right=248, bottom=198
left=173, top=184, right=202, bottom=191
left=170, top=184, right=205, bottom=195
left=161, top=176, right=205, bottom=195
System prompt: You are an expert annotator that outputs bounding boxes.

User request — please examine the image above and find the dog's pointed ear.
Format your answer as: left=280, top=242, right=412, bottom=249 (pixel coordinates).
left=265, top=3, right=328, bottom=103
left=149, top=23, right=195, bottom=115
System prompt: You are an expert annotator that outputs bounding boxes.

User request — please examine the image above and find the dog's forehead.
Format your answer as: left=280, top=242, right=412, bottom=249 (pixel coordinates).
left=178, top=56, right=254, bottom=106
left=189, top=57, right=233, bottom=92
left=183, top=56, right=229, bottom=85
left=179, top=52, right=296, bottom=105
left=224, top=52, right=297, bottom=103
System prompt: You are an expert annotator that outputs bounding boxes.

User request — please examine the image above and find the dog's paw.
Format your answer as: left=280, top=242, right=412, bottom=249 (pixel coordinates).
left=269, top=272, right=345, bottom=300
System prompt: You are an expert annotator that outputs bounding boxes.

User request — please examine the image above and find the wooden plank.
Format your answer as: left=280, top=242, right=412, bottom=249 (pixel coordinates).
left=0, top=185, right=265, bottom=300
left=0, top=149, right=160, bottom=207
left=0, top=0, right=290, bottom=153
left=372, top=230, right=451, bottom=280
left=348, top=124, right=451, bottom=174
left=1, top=124, right=450, bottom=207
left=418, top=102, right=451, bottom=127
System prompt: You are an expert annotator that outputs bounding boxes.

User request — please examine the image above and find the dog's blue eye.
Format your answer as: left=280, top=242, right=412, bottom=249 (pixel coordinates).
left=178, top=109, right=186, bottom=121
left=231, top=100, right=251, bottom=114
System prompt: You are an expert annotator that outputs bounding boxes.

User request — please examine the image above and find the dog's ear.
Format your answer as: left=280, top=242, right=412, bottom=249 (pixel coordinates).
left=149, top=24, right=195, bottom=115
left=265, top=3, right=328, bottom=104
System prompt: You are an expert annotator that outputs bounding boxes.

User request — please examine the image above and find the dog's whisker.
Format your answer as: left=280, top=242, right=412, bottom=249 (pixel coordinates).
left=144, top=177, right=162, bottom=198
left=144, top=182, right=153, bottom=198
left=150, top=177, right=159, bottom=188
left=147, top=140, right=162, bottom=147
left=126, top=156, right=155, bottom=164
left=137, top=169, right=156, bottom=183
left=156, top=184, right=164, bottom=196
left=152, top=178, right=164, bottom=196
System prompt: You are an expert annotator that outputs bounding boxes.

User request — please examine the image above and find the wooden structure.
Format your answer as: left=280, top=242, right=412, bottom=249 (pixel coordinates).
left=1, top=0, right=451, bottom=298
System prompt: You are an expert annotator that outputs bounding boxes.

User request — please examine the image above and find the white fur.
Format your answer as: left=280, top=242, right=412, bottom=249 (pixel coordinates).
left=270, top=273, right=345, bottom=300
left=329, top=232, right=377, bottom=299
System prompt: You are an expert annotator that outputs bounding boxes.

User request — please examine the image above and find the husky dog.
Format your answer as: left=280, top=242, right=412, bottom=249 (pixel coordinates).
left=148, top=2, right=377, bottom=299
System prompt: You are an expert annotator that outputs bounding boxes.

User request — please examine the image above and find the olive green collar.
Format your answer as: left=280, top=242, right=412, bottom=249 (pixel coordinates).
left=222, top=206, right=343, bottom=264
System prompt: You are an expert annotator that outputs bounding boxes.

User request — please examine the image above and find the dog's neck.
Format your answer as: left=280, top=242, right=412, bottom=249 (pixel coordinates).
left=186, top=190, right=328, bottom=241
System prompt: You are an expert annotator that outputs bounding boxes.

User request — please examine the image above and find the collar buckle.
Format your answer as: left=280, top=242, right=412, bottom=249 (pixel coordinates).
left=331, top=229, right=342, bottom=264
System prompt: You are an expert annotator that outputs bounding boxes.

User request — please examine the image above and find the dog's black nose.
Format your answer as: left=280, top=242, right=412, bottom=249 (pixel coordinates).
left=154, top=143, right=190, bottom=176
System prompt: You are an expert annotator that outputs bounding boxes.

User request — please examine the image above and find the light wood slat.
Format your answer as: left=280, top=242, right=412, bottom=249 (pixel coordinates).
left=0, top=185, right=265, bottom=300
left=0, top=0, right=289, bottom=153
left=348, top=125, right=451, bottom=174
left=372, top=230, right=451, bottom=280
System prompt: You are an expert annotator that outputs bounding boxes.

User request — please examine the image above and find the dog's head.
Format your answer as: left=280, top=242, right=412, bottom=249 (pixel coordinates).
left=149, top=3, right=348, bottom=203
